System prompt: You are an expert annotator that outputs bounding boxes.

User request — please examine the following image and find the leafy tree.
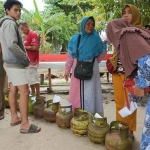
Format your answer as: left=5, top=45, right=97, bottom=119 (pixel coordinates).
left=50, top=14, right=78, bottom=53
left=22, top=0, right=150, bottom=53
left=43, top=0, right=105, bottom=51
left=95, top=0, right=150, bottom=25
left=43, top=0, right=96, bottom=27
left=44, top=0, right=94, bottom=16
left=21, top=0, right=63, bottom=53
left=0, top=0, right=6, bottom=19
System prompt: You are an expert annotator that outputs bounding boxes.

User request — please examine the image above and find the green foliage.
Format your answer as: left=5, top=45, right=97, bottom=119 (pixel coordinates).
left=50, top=14, right=78, bottom=51
left=21, top=0, right=63, bottom=53
left=40, top=42, right=53, bottom=54
left=43, top=0, right=102, bottom=51
left=1, top=0, right=149, bottom=54
left=0, top=1, right=5, bottom=19
left=43, top=0, right=94, bottom=16
left=95, top=0, right=150, bottom=25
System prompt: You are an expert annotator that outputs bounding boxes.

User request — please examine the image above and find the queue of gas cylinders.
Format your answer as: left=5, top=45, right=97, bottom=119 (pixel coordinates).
left=5, top=93, right=133, bottom=150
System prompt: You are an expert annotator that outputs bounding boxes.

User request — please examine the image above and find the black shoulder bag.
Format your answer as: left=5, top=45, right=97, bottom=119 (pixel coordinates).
left=74, top=34, right=95, bottom=80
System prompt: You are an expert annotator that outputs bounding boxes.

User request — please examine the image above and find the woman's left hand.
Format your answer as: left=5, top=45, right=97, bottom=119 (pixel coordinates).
left=64, top=73, right=69, bottom=81
left=133, top=84, right=144, bottom=97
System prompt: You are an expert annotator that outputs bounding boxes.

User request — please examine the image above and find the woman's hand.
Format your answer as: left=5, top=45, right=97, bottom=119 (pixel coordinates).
left=64, top=73, right=69, bottom=81
left=133, top=84, right=144, bottom=97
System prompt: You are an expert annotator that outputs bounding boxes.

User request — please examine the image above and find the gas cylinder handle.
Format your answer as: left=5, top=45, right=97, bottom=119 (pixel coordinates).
left=46, top=100, right=53, bottom=107
left=59, top=105, right=72, bottom=108
left=94, top=117, right=107, bottom=127
left=109, top=121, right=128, bottom=133
left=59, top=104, right=72, bottom=114
left=82, top=110, right=94, bottom=120
left=36, top=96, right=45, bottom=105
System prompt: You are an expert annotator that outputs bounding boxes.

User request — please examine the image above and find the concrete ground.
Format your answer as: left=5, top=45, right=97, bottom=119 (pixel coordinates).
left=0, top=100, right=145, bottom=150
left=0, top=69, right=146, bottom=150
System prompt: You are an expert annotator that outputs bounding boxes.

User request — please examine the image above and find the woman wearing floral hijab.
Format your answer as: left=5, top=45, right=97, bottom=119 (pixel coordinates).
left=111, top=4, right=142, bottom=139
left=106, top=14, right=150, bottom=150
left=64, top=16, right=106, bottom=114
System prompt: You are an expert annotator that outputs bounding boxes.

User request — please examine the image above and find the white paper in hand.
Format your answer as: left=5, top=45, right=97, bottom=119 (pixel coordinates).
left=119, top=106, right=132, bottom=118
left=119, top=100, right=138, bottom=118
left=130, top=101, right=138, bottom=114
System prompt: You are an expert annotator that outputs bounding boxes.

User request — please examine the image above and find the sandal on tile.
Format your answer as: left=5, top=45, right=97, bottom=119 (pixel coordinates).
left=20, top=124, right=41, bottom=133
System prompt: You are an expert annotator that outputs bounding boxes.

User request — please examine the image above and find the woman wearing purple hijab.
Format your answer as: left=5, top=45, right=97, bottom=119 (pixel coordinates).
left=110, top=4, right=143, bottom=139
left=106, top=18, right=150, bottom=150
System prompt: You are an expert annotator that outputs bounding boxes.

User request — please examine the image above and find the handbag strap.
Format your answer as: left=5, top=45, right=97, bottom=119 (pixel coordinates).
left=82, top=80, right=84, bottom=110
left=92, top=57, right=95, bottom=63
left=76, top=34, right=81, bottom=59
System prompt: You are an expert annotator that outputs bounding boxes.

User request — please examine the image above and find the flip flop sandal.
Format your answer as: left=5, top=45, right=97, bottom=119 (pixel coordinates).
left=10, top=120, right=21, bottom=126
left=20, top=124, right=41, bottom=133
left=0, top=115, right=4, bottom=120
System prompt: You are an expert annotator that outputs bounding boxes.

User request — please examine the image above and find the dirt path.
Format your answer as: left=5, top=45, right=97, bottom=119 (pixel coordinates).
left=0, top=94, right=145, bottom=150
left=0, top=69, right=146, bottom=150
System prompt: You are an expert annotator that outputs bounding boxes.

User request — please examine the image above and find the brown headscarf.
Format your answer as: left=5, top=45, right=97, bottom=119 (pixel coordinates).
left=122, top=4, right=143, bottom=27
left=106, top=18, right=150, bottom=78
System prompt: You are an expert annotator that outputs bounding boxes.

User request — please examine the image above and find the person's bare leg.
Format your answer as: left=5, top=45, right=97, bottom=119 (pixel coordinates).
left=18, top=84, right=30, bottom=129
left=30, top=84, right=35, bottom=95
left=18, top=84, right=40, bottom=131
left=9, top=83, right=20, bottom=124
left=35, top=83, right=40, bottom=97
